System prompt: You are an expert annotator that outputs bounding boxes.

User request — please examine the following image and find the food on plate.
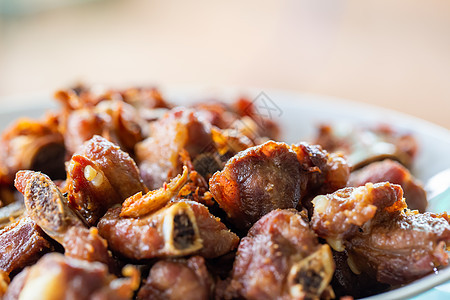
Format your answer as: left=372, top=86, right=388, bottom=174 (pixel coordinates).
left=0, top=84, right=446, bottom=299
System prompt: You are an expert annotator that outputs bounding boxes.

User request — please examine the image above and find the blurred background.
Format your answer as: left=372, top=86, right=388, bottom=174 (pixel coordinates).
left=0, top=0, right=449, bottom=128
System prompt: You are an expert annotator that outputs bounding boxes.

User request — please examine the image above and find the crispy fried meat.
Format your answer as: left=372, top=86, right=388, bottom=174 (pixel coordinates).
left=98, top=200, right=238, bottom=260
left=137, top=256, right=213, bottom=300
left=209, top=141, right=302, bottom=231
left=347, top=210, right=450, bottom=284
left=136, top=108, right=215, bottom=190
left=209, top=141, right=350, bottom=231
left=227, top=209, right=335, bottom=300
left=67, top=135, right=147, bottom=224
left=311, top=182, right=404, bottom=250
left=0, top=217, right=53, bottom=275
left=15, top=170, right=111, bottom=265
left=98, top=203, right=203, bottom=260
left=312, top=182, right=450, bottom=285
left=4, top=253, right=139, bottom=300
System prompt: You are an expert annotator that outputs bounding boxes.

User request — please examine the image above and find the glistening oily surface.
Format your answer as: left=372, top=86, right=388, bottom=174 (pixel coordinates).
left=0, top=86, right=450, bottom=300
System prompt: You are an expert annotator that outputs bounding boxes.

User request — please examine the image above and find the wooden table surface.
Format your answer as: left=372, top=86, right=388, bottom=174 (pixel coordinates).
left=0, top=0, right=449, bottom=129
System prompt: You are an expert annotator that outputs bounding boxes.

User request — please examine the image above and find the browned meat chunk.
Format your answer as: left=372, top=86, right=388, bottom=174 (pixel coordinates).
left=137, top=256, right=213, bottom=300
left=0, top=115, right=65, bottom=185
left=313, top=124, right=418, bottom=170
left=15, top=170, right=84, bottom=239
left=15, top=171, right=111, bottom=266
left=62, top=227, right=111, bottom=265
left=311, top=182, right=404, bottom=250
left=4, top=253, right=139, bottom=300
left=98, top=200, right=238, bottom=260
left=0, top=217, right=53, bottom=275
left=209, top=141, right=349, bottom=231
left=349, top=159, right=427, bottom=212
left=227, top=209, right=334, bottom=300
left=135, top=108, right=215, bottom=189
left=98, top=202, right=203, bottom=260
left=210, top=141, right=301, bottom=231
left=347, top=210, right=450, bottom=285
left=62, top=101, right=144, bottom=156
left=67, top=135, right=147, bottom=224
left=311, top=183, right=450, bottom=286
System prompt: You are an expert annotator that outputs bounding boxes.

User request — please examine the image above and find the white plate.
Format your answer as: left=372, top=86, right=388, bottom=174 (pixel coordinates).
left=2, top=87, right=450, bottom=299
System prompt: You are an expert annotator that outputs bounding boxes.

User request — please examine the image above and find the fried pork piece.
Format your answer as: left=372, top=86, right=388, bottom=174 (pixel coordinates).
left=313, top=123, right=418, bottom=170
left=98, top=203, right=202, bottom=260
left=0, top=217, right=53, bottom=275
left=347, top=210, right=450, bottom=285
left=312, top=182, right=450, bottom=286
left=137, top=256, right=213, bottom=300
left=62, top=100, right=144, bottom=156
left=98, top=200, right=238, bottom=260
left=0, top=115, right=65, bottom=185
left=349, top=159, right=427, bottom=212
left=210, top=141, right=301, bottom=231
left=135, top=108, right=216, bottom=190
left=209, top=141, right=349, bottom=231
left=4, top=253, right=139, bottom=300
left=67, top=135, right=147, bottom=224
left=227, top=209, right=335, bottom=300
left=15, top=171, right=111, bottom=265
left=310, top=182, right=404, bottom=250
